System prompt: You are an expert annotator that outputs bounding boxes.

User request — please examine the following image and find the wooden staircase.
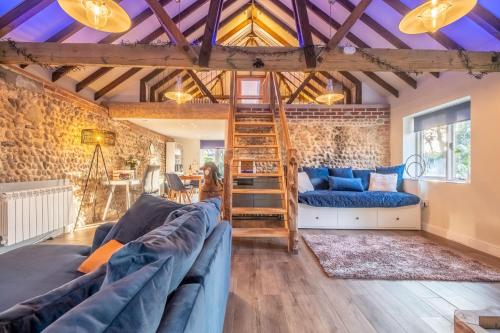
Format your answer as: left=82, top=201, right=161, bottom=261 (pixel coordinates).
left=223, top=72, right=299, bottom=253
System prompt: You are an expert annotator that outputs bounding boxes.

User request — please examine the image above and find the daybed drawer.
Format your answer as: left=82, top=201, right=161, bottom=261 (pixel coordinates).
left=377, top=205, right=421, bottom=229
left=298, top=204, right=338, bottom=229
left=338, top=208, right=377, bottom=228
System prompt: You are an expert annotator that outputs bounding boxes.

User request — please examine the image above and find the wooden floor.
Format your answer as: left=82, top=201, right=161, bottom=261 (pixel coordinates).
left=47, top=227, right=500, bottom=333
left=223, top=229, right=500, bottom=333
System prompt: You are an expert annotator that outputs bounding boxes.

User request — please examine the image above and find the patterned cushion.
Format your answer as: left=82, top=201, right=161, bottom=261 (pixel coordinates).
left=368, top=173, right=398, bottom=192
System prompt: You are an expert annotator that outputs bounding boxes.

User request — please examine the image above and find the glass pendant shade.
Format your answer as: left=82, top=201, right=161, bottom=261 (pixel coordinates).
left=164, top=77, right=193, bottom=104
left=316, top=79, right=344, bottom=105
left=399, top=0, right=477, bottom=34
left=57, top=0, right=132, bottom=33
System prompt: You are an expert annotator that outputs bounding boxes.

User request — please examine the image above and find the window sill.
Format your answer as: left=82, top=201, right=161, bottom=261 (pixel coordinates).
left=405, top=178, right=470, bottom=185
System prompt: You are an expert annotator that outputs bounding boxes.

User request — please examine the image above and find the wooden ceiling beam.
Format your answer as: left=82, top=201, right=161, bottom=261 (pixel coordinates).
left=291, top=0, right=316, bottom=68
left=94, top=68, right=142, bottom=100
left=326, top=0, right=373, bottom=50
left=145, top=0, right=198, bottom=64
left=198, top=0, right=224, bottom=66
left=468, top=4, right=500, bottom=40
left=287, top=72, right=316, bottom=104
left=76, top=68, right=113, bottom=92
left=109, top=103, right=229, bottom=120
left=278, top=72, right=315, bottom=103
left=2, top=42, right=498, bottom=72
left=187, top=70, right=218, bottom=103
left=381, top=0, right=464, bottom=50
left=363, top=71, right=398, bottom=97
left=338, top=71, right=362, bottom=104
left=0, top=0, right=53, bottom=38
left=140, top=69, right=165, bottom=102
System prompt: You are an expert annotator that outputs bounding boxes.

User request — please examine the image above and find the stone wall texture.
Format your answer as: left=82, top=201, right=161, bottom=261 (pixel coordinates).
left=285, top=105, right=390, bottom=168
left=0, top=67, right=172, bottom=224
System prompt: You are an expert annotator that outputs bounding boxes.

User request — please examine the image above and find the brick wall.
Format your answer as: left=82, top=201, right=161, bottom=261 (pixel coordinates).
left=284, top=105, right=390, bottom=168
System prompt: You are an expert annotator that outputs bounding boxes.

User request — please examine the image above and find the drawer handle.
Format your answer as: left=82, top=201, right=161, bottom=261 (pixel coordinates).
left=355, top=217, right=359, bottom=220
left=396, top=217, right=400, bottom=221
left=315, top=216, right=319, bottom=220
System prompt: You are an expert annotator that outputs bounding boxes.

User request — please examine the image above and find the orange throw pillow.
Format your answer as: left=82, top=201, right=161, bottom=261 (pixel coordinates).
left=78, top=239, right=124, bottom=274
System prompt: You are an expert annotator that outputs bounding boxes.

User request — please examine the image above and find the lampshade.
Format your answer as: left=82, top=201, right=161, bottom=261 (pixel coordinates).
left=316, top=79, right=344, bottom=105
left=399, top=0, right=477, bottom=34
left=57, top=0, right=132, bottom=33
left=164, top=76, right=194, bottom=104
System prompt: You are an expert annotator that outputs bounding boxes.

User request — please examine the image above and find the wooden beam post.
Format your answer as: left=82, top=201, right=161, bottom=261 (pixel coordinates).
left=186, top=70, right=218, bottom=103
left=108, top=102, right=229, bottom=119
left=287, top=72, right=316, bottom=104
left=291, top=0, right=316, bottom=68
left=144, top=0, right=199, bottom=64
left=198, top=0, right=224, bottom=66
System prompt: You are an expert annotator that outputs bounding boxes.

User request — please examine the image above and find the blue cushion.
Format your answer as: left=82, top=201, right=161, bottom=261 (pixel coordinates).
left=166, top=198, right=221, bottom=237
left=156, top=284, right=205, bottom=333
left=302, top=167, right=329, bottom=190
left=376, top=164, right=406, bottom=192
left=298, top=190, right=420, bottom=208
left=328, top=167, right=354, bottom=178
left=91, top=222, right=115, bottom=253
left=0, top=266, right=105, bottom=332
left=0, top=244, right=89, bottom=312
left=329, top=176, right=364, bottom=192
left=353, top=169, right=375, bottom=191
left=101, top=194, right=185, bottom=245
left=44, top=257, right=173, bottom=333
left=104, top=210, right=207, bottom=294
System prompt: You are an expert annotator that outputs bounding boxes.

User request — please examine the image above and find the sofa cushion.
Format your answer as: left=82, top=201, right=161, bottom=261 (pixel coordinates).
left=298, top=190, right=420, bottom=208
left=298, top=172, right=314, bottom=193
left=166, top=198, right=221, bottom=237
left=156, top=284, right=205, bottom=333
left=302, top=167, right=329, bottom=190
left=376, top=164, right=406, bottom=192
left=0, top=244, right=89, bottom=312
left=369, top=173, right=398, bottom=192
left=78, top=240, right=124, bottom=274
left=328, top=167, right=354, bottom=178
left=101, top=194, right=184, bottom=245
left=43, top=257, right=173, bottom=333
left=91, top=222, right=115, bottom=253
left=0, top=265, right=106, bottom=333
left=352, top=169, right=375, bottom=191
left=329, top=176, right=364, bottom=192
left=104, top=210, right=207, bottom=294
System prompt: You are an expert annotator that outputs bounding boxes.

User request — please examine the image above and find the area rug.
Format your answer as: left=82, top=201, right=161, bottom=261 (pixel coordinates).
left=302, top=233, right=500, bottom=281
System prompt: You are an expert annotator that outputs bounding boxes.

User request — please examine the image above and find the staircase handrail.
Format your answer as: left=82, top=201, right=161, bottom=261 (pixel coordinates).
left=223, top=71, right=237, bottom=221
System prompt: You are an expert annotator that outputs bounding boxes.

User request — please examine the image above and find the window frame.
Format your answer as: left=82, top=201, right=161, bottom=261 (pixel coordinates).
left=415, top=120, right=471, bottom=183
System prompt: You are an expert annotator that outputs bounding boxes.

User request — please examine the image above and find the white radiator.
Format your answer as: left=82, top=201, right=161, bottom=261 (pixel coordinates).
left=0, top=181, right=73, bottom=246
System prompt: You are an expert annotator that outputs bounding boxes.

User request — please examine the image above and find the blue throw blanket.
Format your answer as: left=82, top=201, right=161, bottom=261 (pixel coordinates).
left=298, top=190, right=420, bottom=208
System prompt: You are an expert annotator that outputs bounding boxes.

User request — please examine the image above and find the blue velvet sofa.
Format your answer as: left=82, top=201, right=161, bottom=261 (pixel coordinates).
left=0, top=195, right=231, bottom=333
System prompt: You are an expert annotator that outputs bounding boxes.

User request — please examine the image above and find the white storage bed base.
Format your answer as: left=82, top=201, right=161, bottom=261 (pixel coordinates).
left=298, top=203, right=421, bottom=230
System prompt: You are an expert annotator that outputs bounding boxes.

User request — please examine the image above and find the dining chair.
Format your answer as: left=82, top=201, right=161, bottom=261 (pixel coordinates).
left=166, top=173, right=193, bottom=203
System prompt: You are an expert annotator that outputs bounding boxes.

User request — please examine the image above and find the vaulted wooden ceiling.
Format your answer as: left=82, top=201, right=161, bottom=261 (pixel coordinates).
left=0, top=0, right=498, bottom=104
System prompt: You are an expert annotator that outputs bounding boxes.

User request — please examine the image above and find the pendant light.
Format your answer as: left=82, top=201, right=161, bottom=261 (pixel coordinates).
left=399, top=0, right=477, bottom=34
left=57, top=0, right=131, bottom=33
left=316, top=79, right=344, bottom=105
left=163, top=1, right=193, bottom=104
left=317, top=0, right=345, bottom=105
left=164, top=76, right=194, bottom=104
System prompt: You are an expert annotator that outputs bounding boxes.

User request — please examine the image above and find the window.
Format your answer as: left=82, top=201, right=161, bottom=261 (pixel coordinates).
left=200, top=140, right=225, bottom=174
left=238, top=78, right=262, bottom=104
left=413, top=100, right=471, bottom=182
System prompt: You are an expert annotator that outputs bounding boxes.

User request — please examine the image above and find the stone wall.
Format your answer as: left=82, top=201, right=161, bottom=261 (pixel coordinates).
left=0, top=66, right=173, bottom=224
left=285, top=105, right=390, bottom=168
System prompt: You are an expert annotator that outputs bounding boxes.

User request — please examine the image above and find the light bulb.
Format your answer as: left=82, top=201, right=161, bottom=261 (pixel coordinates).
left=81, top=0, right=112, bottom=29
left=417, top=0, right=451, bottom=32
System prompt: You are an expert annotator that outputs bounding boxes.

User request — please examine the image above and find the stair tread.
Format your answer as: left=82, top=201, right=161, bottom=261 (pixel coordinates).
left=232, top=207, right=287, bottom=215
left=232, top=227, right=289, bottom=238
left=234, top=133, right=276, bottom=137
left=234, top=145, right=278, bottom=148
left=235, top=113, right=273, bottom=116
left=234, top=121, right=274, bottom=126
left=234, top=173, right=282, bottom=178
left=232, top=188, right=284, bottom=194
left=233, top=158, right=280, bottom=161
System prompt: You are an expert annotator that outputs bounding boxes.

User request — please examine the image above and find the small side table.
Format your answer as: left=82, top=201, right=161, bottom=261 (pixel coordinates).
left=102, top=179, right=141, bottom=221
